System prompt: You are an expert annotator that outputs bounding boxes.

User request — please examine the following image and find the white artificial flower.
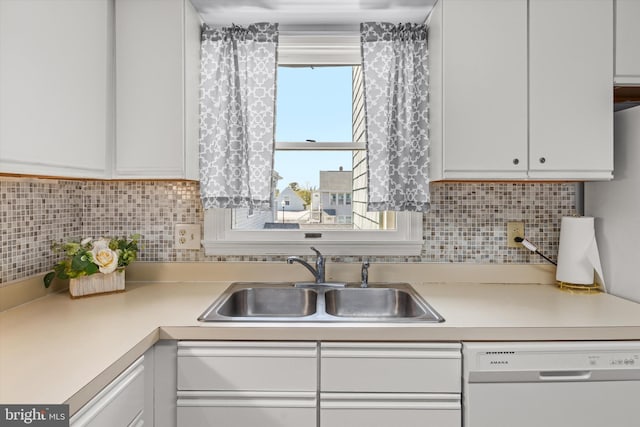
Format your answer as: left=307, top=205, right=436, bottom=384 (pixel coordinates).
left=91, top=238, right=112, bottom=251
left=91, top=240, right=119, bottom=274
left=81, top=237, right=93, bottom=246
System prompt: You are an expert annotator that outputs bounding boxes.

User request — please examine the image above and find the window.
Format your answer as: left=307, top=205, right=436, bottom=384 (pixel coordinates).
left=204, top=65, right=422, bottom=255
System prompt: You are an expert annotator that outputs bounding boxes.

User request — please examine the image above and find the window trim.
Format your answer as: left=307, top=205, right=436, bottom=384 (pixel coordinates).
left=203, top=208, right=423, bottom=256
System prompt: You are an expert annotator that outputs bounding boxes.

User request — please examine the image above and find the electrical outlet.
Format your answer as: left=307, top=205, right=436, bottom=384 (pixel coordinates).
left=175, top=224, right=201, bottom=250
left=507, top=221, right=525, bottom=248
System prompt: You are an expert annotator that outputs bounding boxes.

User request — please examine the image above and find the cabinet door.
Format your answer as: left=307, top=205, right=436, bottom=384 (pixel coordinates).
left=177, top=391, right=316, bottom=427
left=321, top=392, right=460, bottom=427
left=615, top=0, right=640, bottom=84
left=177, top=341, right=317, bottom=392
left=0, top=0, right=111, bottom=178
left=321, top=342, right=461, bottom=393
left=115, top=0, right=200, bottom=179
left=529, top=0, right=613, bottom=180
left=70, top=357, right=145, bottom=427
left=442, top=0, right=528, bottom=179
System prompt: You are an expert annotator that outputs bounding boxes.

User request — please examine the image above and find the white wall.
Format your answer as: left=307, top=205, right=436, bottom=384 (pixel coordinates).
left=585, top=106, right=640, bottom=303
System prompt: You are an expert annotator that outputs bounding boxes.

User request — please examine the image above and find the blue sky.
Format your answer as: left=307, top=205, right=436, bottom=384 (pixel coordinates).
left=274, top=66, right=353, bottom=190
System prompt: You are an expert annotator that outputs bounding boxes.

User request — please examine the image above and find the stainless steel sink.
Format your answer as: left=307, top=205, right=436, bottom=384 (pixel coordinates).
left=216, top=287, right=317, bottom=317
left=324, top=288, right=432, bottom=319
left=198, top=282, right=444, bottom=323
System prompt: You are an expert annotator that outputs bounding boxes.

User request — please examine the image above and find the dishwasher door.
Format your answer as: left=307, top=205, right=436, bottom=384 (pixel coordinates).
left=463, top=341, right=640, bottom=427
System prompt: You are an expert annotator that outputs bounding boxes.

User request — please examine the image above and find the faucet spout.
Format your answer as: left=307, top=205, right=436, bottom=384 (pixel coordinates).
left=286, top=257, right=321, bottom=282
left=286, top=247, right=326, bottom=283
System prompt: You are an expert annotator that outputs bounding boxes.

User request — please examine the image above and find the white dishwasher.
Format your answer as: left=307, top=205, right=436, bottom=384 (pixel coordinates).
left=463, top=341, right=640, bottom=427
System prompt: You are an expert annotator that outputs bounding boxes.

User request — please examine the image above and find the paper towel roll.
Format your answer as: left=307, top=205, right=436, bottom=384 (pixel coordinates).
left=556, top=216, right=607, bottom=292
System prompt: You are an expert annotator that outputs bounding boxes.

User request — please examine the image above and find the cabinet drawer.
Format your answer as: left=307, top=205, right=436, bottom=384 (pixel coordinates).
left=70, top=357, right=145, bottom=427
left=178, top=341, right=317, bottom=391
left=321, top=392, right=460, bottom=427
left=321, top=342, right=461, bottom=393
left=177, top=391, right=316, bottom=427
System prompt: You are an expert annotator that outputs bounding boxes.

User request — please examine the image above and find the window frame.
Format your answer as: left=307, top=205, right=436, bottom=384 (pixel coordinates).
left=203, top=208, right=423, bottom=256
left=202, top=65, right=424, bottom=256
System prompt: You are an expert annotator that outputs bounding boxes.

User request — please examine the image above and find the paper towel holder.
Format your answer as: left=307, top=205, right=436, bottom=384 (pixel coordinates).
left=555, top=216, right=606, bottom=294
left=555, top=280, right=602, bottom=293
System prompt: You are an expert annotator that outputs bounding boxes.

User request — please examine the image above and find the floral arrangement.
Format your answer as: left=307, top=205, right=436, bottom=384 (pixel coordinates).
left=43, top=234, right=140, bottom=288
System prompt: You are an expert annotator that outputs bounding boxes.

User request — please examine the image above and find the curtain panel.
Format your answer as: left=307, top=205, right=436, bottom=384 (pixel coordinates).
left=199, top=23, right=279, bottom=211
left=360, top=22, right=430, bottom=212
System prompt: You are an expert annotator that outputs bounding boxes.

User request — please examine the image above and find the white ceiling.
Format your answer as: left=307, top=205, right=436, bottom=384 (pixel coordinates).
left=190, top=0, right=436, bottom=33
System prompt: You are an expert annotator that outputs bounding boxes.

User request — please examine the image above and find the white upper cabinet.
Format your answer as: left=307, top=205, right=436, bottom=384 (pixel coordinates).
left=114, top=0, right=200, bottom=180
left=0, top=0, right=112, bottom=178
left=615, top=0, right=640, bottom=85
left=429, top=0, right=614, bottom=181
left=430, top=0, right=528, bottom=180
left=529, top=0, right=613, bottom=180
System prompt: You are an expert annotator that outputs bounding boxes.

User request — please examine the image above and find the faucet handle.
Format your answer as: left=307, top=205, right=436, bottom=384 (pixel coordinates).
left=310, top=247, right=325, bottom=283
left=361, top=259, right=370, bottom=288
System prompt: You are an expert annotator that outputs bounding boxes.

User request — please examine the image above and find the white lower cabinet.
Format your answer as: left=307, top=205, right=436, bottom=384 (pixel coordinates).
left=176, top=341, right=462, bottom=427
left=321, top=393, right=461, bottom=427
left=70, top=356, right=146, bottom=427
left=320, top=342, right=462, bottom=393
left=177, top=341, right=318, bottom=427
left=177, top=391, right=316, bottom=427
left=320, top=342, right=462, bottom=427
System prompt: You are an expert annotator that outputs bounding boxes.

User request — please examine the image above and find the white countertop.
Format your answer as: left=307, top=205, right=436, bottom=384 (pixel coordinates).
left=1, top=281, right=640, bottom=413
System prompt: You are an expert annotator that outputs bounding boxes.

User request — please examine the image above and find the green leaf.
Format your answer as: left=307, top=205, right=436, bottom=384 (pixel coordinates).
left=85, top=263, right=99, bottom=275
left=54, top=261, right=70, bottom=279
left=71, top=253, right=91, bottom=272
left=43, top=272, right=55, bottom=288
left=64, top=242, right=81, bottom=256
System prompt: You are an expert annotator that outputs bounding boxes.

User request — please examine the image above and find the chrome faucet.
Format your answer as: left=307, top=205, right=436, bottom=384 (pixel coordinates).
left=287, top=247, right=325, bottom=283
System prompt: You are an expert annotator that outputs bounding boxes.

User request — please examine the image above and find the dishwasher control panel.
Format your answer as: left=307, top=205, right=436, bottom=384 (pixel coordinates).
left=465, top=341, right=640, bottom=372
left=476, top=350, right=640, bottom=370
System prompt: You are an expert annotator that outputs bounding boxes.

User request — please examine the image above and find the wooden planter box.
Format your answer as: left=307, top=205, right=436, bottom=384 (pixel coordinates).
left=69, top=270, right=125, bottom=298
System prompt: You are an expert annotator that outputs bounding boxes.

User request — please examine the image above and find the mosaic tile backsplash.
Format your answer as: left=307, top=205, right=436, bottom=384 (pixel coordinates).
left=1, top=177, right=577, bottom=284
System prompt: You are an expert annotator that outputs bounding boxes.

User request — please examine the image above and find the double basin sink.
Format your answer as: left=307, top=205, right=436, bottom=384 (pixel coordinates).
left=198, top=282, right=444, bottom=323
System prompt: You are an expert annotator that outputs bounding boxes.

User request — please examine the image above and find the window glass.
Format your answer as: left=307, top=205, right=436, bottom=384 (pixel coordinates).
left=230, top=65, right=395, bottom=232
left=275, top=67, right=352, bottom=142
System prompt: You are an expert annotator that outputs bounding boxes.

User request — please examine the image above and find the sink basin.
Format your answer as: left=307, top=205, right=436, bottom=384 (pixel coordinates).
left=199, top=284, right=317, bottom=321
left=199, top=282, right=444, bottom=323
left=216, top=287, right=317, bottom=318
left=324, top=288, right=434, bottom=319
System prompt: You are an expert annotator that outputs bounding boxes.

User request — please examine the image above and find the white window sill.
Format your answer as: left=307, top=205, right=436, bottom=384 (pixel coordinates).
left=203, top=208, right=424, bottom=256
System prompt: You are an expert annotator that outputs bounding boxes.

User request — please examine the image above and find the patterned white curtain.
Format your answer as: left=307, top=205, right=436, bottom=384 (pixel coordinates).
left=360, top=22, right=430, bottom=212
left=199, top=23, right=279, bottom=210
